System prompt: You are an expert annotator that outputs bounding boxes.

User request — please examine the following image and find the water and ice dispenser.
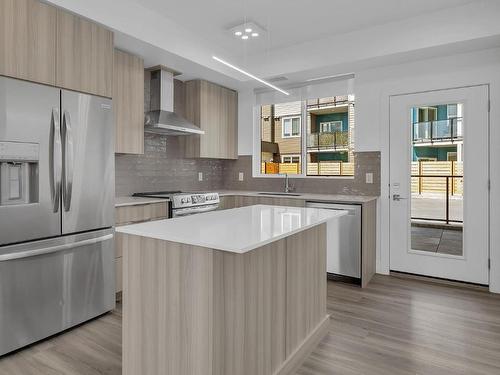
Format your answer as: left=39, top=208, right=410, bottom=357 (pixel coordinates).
left=0, top=141, right=39, bottom=206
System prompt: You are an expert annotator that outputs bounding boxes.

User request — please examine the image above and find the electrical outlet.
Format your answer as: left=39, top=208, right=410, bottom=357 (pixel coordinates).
left=365, top=172, right=373, bottom=184
left=238, top=172, right=244, bottom=181
left=198, top=172, right=203, bottom=182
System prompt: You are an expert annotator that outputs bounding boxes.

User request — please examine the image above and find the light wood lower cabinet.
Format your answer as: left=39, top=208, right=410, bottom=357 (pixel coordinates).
left=56, top=9, right=113, bottom=97
left=114, top=49, right=144, bottom=154
left=115, top=202, right=167, bottom=226
left=115, top=201, right=168, bottom=299
left=0, top=0, right=57, bottom=85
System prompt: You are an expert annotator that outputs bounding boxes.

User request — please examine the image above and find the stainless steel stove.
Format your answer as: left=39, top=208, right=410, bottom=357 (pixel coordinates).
left=132, top=191, right=220, bottom=218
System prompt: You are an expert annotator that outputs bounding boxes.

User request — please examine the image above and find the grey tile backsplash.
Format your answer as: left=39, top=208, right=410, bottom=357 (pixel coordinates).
left=115, top=136, right=380, bottom=196
left=222, top=153, right=381, bottom=196
left=115, top=134, right=225, bottom=196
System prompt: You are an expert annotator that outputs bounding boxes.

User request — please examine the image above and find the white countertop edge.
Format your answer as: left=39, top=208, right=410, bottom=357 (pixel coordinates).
left=115, top=196, right=169, bottom=207
left=116, top=205, right=347, bottom=254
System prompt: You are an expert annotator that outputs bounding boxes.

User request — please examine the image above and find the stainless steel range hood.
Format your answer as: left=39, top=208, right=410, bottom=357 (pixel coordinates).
left=144, top=66, right=204, bottom=135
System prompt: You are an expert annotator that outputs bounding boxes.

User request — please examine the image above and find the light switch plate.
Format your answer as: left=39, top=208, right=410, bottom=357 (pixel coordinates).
left=365, top=172, right=373, bottom=184
left=198, top=172, right=203, bottom=181
left=238, top=172, right=244, bottom=181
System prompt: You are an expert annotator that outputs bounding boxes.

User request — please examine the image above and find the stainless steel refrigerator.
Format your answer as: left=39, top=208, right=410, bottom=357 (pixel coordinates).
left=0, top=76, right=115, bottom=356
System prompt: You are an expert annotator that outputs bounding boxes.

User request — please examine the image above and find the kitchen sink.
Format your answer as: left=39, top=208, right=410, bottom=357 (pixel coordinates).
left=257, top=192, right=302, bottom=197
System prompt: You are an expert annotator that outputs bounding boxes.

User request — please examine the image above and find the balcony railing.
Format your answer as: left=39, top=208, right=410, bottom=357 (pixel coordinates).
left=307, top=131, right=349, bottom=150
left=412, top=117, right=463, bottom=143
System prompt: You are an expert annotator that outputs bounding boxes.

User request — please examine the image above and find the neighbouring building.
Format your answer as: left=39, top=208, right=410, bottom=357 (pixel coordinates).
left=412, top=103, right=463, bottom=162
left=260, top=95, right=356, bottom=176
left=306, top=95, right=355, bottom=169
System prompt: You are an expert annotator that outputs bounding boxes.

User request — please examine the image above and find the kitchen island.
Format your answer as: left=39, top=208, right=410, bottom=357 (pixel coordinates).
left=116, top=204, right=346, bottom=375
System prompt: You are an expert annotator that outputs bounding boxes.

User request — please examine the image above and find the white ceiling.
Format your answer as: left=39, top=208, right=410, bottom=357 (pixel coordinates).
left=47, top=0, right=500, bottom=90
left=135, top=0, right=475, bottom=56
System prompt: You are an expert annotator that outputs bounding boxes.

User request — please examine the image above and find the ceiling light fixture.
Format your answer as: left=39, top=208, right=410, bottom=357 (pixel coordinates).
left=229, top=21, right=265, bottom=40
left=241, top=35, right=249, bottom=40
left=212, top=56, right=290, bottom=96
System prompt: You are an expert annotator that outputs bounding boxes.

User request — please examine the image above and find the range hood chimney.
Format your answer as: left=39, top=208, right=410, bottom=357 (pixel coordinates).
left=144, top=66, right=204, bottom=136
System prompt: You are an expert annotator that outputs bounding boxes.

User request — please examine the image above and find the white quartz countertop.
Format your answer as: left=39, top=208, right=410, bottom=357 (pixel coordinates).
left=116, top=204, right=346, bottom=253
left=115, top=196, right=169, bottom=207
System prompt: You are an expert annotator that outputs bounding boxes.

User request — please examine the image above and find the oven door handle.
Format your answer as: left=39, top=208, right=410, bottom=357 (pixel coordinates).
left=172, top=204, right=219, bottom=217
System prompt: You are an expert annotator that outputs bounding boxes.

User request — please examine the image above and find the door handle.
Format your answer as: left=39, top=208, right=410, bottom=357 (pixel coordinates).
left=0, top=234, right=113, bottom=262
left=50, top=108, right=62, bottom=213
left=62, top=110, right=74, bottom=212
left=392, top=194, right=407, bottom=201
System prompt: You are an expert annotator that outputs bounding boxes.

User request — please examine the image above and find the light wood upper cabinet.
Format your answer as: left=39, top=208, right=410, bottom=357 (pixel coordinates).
left=0, top=0, right=57, bottom=85
left=56, top=10, right=113, bottom=98
left=182, top=80, right=238, bottom=159
left=114, top=49, right=144, bottom=154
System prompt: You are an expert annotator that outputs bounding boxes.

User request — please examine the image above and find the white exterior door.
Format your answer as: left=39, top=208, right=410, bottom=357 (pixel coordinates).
left=389, top=86, right=489, bottom=284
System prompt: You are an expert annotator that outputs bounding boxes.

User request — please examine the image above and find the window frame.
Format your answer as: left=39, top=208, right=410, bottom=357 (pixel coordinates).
left=281, top=115, right=301, bottom=138
left=254, top=97, right=355, bottom=180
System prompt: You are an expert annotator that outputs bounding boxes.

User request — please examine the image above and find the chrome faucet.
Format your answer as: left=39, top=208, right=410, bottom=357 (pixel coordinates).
left=284, top=174, right=293, bottom=193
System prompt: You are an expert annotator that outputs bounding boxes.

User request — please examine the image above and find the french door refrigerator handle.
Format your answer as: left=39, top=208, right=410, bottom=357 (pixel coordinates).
left=50, top=107, right=62, bottom=213
left=62, top=110, right=74, bottom=212
left=0, top=234, right=113, bottom=262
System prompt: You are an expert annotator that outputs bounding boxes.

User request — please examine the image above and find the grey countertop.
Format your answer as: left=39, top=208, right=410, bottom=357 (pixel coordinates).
left=115, top=190, right=378, bottom=207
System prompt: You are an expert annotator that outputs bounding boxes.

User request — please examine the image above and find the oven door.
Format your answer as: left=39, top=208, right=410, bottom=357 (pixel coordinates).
left=172, top=204, right=219, bottom=217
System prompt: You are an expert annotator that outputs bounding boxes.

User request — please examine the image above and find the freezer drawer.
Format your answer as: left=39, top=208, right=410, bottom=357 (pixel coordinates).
left=306, top=202, right=362, bottom=279
left=0, top=229, right=115, bottom=356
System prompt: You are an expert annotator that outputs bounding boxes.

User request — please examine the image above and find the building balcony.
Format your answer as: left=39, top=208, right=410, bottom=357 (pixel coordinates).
left=307, top=131, right=349, bottom=150
left=413, top=118, right=463, bottom=144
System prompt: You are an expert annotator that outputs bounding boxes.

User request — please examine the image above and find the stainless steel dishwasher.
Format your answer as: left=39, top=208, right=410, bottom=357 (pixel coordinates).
left=306, top=202, right=362, bottom=283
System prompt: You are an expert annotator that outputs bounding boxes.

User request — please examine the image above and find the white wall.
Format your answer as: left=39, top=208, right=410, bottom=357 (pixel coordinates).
left=238, top=47, right=500, bottom=292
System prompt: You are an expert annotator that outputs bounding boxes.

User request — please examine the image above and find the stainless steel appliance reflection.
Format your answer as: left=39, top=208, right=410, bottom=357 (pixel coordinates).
left=133, top=191, right=220, bottom=217
left=0, top=76, right=115, bottom=356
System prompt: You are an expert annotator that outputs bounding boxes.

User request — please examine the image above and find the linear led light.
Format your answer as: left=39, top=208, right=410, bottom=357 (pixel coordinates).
left=306, top=73, right=355, bottom=82
left=212, top=56, right=290, bottom=96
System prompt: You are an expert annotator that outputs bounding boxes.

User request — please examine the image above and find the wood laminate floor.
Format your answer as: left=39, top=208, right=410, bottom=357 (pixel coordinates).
left=1, top=275, right=500, bottom=375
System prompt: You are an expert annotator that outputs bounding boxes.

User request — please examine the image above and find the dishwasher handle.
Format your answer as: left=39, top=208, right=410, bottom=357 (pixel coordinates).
left=305, top=202, right=361, bottom=216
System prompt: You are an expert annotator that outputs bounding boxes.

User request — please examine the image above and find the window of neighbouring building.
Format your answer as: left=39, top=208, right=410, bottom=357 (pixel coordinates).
left=282, top=116, right=301, bottom=138
left=319, top=121, right=342, bottom=133
left=282, top=155, right=301, bottom=163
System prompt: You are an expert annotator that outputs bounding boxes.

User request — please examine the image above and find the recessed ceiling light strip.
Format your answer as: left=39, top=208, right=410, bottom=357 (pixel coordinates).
left=306, top=73, right=355, bottom=82
left=212, top=56, right=290, bottom=96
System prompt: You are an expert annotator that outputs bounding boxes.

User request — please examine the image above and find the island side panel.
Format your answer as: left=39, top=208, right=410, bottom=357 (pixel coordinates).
left=212, top=241, right=287, bottom=375
left=361, top=199, right=377, bottom=288
left=122, top=234, right=214, bottom=375
left=285, top=224, right=328, bottom=356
